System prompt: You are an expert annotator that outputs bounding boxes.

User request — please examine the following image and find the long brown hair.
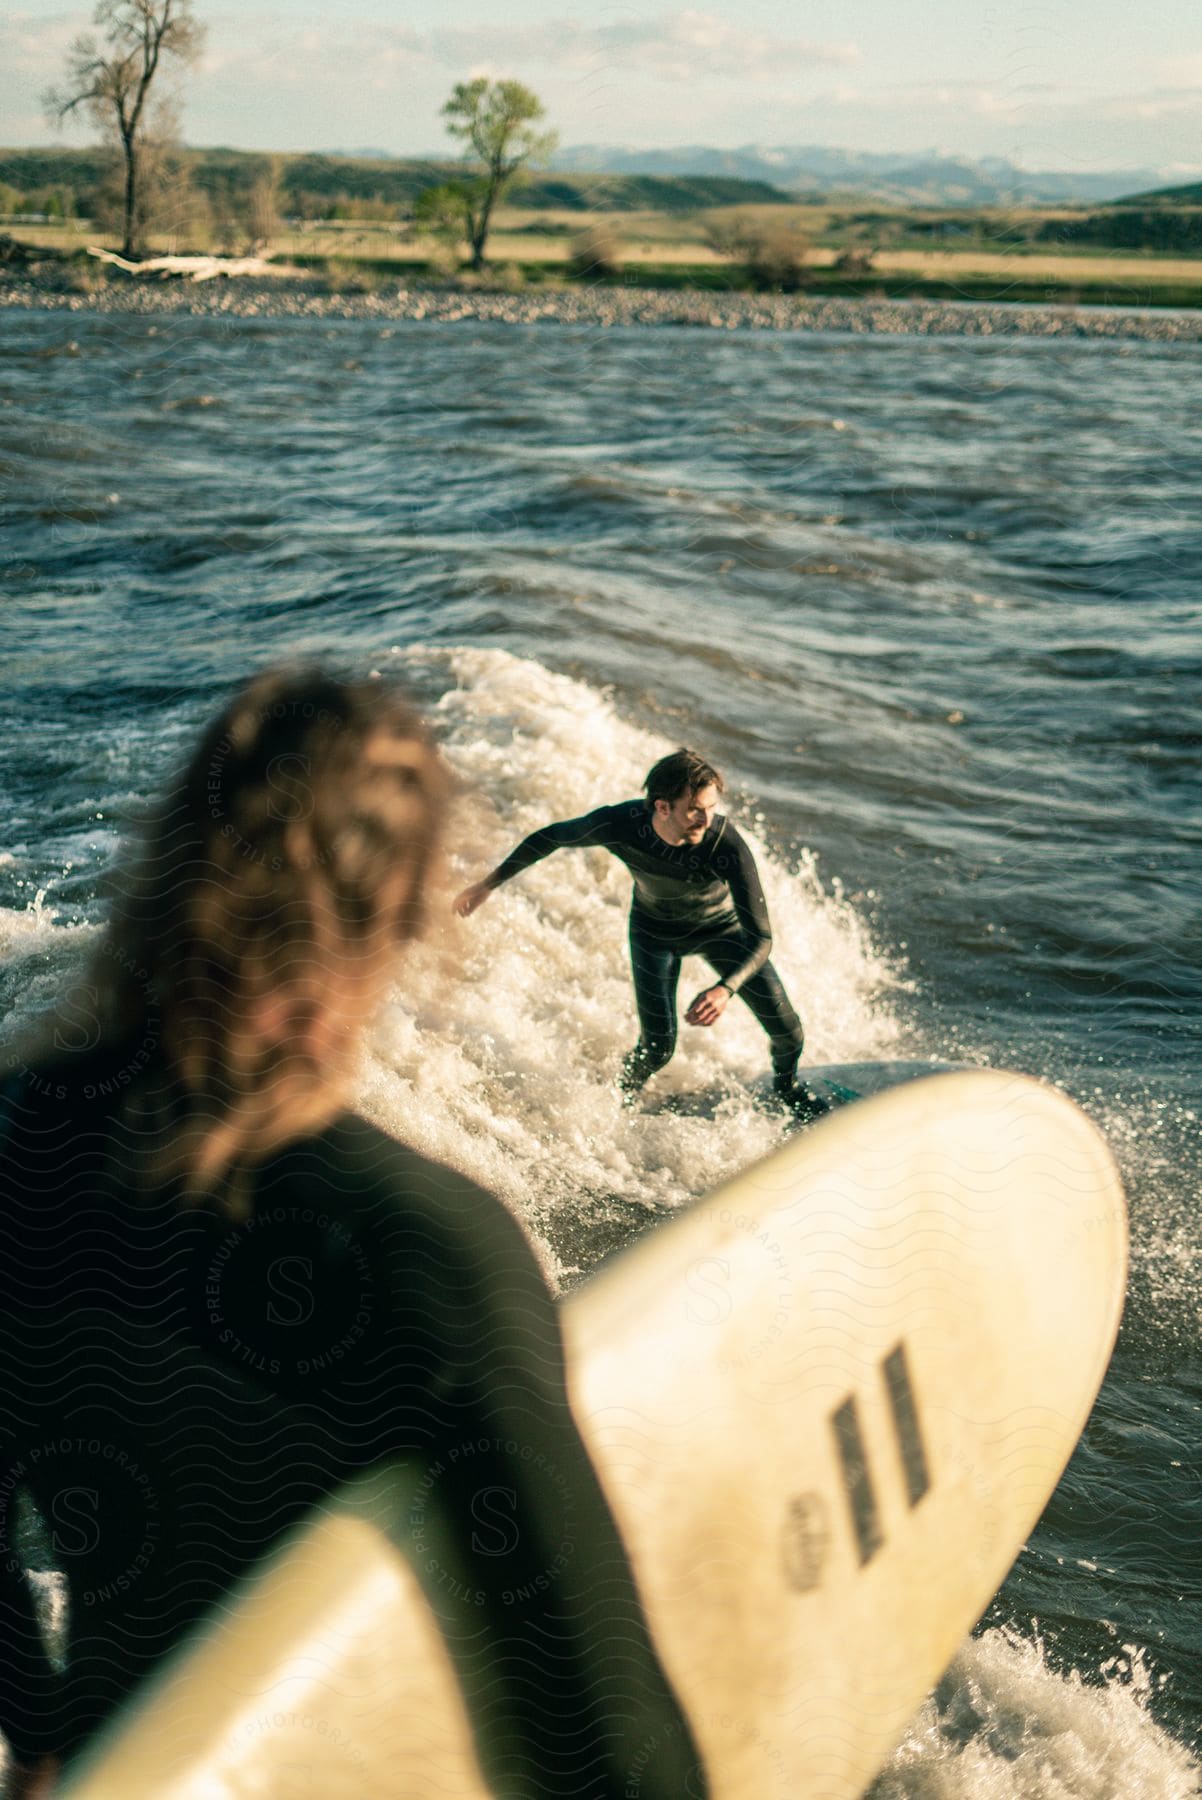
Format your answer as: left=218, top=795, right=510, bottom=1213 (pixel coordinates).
left=49, top=667, right=447, bottom=1199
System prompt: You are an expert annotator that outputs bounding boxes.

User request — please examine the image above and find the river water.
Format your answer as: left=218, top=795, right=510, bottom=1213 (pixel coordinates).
left=1, top=305, right=1200, bottom=1792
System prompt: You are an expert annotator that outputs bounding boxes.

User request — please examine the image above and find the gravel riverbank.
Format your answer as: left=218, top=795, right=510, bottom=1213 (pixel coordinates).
left=3, top=272, right=1202, bottom=341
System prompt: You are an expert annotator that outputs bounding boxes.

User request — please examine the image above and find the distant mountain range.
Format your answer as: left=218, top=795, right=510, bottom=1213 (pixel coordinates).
left=332, top=142, right=1174, bottom=206
left=317, top=143, right=1202, bottom=209
left=545, top=145, right=1169, bottom=206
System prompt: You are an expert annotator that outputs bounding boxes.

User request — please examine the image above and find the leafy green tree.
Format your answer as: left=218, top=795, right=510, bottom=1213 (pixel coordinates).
left=44, top=0, right=205, bottom=259
left=440, top=78, right=556, bottom=270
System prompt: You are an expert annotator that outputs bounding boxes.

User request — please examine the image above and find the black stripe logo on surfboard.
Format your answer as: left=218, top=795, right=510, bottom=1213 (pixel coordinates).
left=831, top=1394, right=884, bottom=1565
left=882, top=1339, right=930, bottom=1508
left=829, top=1339, right=930, bottom=1567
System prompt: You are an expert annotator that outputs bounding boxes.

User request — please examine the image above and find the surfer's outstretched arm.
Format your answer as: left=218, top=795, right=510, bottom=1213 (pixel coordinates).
left=454, top=806, right=621, bottom=916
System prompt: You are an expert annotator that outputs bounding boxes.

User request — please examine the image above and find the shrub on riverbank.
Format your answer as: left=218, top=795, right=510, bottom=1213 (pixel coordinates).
left=568, top=226, right=624, bottom=281
left=703, top=211, right=811, bottom=291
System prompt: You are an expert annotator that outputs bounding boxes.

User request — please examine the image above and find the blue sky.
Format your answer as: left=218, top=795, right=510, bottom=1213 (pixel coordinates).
left=4, top=0, right=1201, bottom=174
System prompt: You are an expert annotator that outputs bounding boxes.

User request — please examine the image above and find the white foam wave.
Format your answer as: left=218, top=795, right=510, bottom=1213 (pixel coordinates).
left=359, top=647, right=905, bottom=1280
left=869, top=1626, right=1199, bottom=1798
left=0, top=899, right=96, bottom=1052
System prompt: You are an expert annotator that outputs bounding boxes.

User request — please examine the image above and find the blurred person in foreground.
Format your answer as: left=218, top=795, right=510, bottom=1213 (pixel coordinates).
left=454, top=747, right=828, bottom=1120
left=0, top=668, right=706, bottom=1800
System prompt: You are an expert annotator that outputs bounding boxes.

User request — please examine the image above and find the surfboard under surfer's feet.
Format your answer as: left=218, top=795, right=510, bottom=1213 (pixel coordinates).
left=623, top=1077, right=833, bottom=1126
left=621, top=1043, right=834, bottom=1125
left=772, top=1082, right=833, bottom=1126
left=771, top=1052, right=834, bottom=1126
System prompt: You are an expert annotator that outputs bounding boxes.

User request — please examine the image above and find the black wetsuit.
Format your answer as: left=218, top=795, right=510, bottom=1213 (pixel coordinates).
left=486, top=801, right=805, bottom=1087
left=0, top=1056, right=706, bottom=1797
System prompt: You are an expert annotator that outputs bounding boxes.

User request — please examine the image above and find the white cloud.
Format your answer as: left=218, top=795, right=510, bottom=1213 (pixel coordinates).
left=0, top=10, right=80, bottom=83
left=604, top=11, right=859, bottom=80
left=1150, top=53, right=1202, bottom=88
left=431, top=12, right=859, bottom=82
left=201, top=14, right=427, bottom=84
left=813, top=74, right=1202, bottom=130
left=0, top=11, right=112, bottom=142
left=0, top=10, right=76, bottom=56
left=1095, top=86, right=1202, bottom=121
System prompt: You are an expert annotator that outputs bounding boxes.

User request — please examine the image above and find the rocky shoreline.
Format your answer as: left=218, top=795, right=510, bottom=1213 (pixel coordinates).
left=3, top=271, right=1202, bottom=341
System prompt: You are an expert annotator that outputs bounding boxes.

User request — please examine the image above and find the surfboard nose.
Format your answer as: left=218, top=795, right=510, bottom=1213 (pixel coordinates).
left=567, top=1068, right=1127, bottom=1800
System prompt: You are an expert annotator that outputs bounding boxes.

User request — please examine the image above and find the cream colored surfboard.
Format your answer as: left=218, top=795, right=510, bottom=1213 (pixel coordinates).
left=64, top=1067, right=1127, bottom=1800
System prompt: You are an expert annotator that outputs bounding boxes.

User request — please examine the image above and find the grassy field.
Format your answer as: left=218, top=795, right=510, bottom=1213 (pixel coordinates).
left=8, top=212, right=1202, bottom=302
left=495, top=202, right=1201, bottom=259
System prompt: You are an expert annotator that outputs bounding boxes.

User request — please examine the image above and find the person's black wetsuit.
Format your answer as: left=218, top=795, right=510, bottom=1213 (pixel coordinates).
left=484, top=801, right=806, bottom=1092
left=0, top=1055, right=706, bottom=1798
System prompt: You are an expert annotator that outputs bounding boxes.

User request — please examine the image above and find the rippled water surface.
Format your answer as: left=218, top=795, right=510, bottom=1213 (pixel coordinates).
left=2, top=306, right=1200, bottom=1792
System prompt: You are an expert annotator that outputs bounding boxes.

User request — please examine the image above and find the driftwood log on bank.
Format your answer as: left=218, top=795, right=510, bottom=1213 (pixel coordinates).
left=86, top=246, right=282, bottom=281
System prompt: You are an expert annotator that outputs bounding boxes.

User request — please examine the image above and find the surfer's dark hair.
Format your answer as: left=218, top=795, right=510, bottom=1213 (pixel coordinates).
left=643, top=748, right=725, bottom=809
left=24, top=666, right=447, bottom=1205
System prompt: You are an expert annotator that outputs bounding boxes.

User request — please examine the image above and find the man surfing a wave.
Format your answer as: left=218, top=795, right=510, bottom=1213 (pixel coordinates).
left=454, top=748, right=827, bottom=1120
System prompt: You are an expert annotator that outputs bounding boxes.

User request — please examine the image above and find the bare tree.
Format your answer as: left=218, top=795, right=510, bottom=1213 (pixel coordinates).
left=45, top=0, right=205, bottom=259
left=441, top=79, right=556, bottom=270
